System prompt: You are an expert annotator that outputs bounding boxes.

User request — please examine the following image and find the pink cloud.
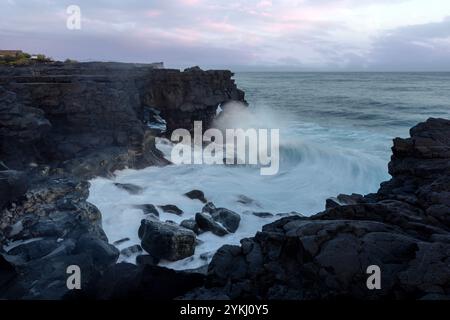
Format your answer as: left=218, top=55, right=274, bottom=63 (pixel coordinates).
left=146, top=10, right=162, bottom=17
left=257, top=0, right=273, bottom=9
left=262, top=21, right=302, bottom=33
left=277, top=2, right=343, bottom=22
left=178, top=0, right=202, bottom=6
left=203, top=20, right=238, bottom=33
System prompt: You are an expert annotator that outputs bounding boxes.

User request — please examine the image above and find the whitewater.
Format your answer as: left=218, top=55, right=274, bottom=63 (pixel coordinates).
left=88, top=72, right=450, bottom=270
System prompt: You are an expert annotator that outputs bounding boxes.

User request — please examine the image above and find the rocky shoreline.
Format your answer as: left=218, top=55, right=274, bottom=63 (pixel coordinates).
left=0, top=62, right=245, bottom=299
left=1, top=62, right=449, bottom=300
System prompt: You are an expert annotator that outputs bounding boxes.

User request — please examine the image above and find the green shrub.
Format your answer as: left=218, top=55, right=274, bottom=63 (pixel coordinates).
left=0, top=52, right=55, bottom=66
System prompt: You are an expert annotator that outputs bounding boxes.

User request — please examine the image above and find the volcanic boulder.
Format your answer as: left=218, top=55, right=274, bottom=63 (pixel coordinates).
left=184, top=190, right=207, bottom=203
left=195, top=212, right=229, bottom=236
left=138, top=219, right=196, bottom=261
left=210, top=208, right=241, bottom=233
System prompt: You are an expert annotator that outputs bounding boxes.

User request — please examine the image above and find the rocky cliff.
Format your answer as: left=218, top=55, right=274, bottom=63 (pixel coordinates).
left=0, top=62, right=245, bottom=173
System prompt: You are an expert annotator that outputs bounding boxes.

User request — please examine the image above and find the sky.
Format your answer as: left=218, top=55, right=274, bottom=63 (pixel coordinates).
left=2, top=0, right=450, bottom=71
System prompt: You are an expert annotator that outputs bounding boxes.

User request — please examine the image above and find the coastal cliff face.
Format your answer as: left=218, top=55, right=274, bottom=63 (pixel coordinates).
left=0, top=62, right=245, bottom=173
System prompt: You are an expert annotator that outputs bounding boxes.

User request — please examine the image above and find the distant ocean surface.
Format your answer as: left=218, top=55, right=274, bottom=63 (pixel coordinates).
left=236, top=72, right=450, bottom=159
left=88, top=72, right=450, bottom=270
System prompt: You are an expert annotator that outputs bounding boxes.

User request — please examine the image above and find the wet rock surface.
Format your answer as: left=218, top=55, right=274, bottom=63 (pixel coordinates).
left=251, top=212, right=274, bottom=218
left=139, top=219, right=196, bottom=261
left=210, top=208, right=241, bottom=233
left=180, top=218, right=201, bottom=234
left=202, top=202, right=216, bottom=214
left=184, top=190, right=207, bottom=203
left=113, top=237, right=130, bottom=246
left=158, top=204, right=183, bottom=215
left=195, top=205, right=241, bottom=235
left=195, top=212, right=229, bottom=236
left=184, top=118, right=450, bottom=300
left=134, top=204, right=159, bottom=216
left=113, top=183, right=144, bottom=195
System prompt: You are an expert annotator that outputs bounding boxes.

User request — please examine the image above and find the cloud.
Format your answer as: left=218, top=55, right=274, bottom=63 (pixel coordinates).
left=1, top=0, right=450, bottom=70
left=367, top=17, right=450, bottom=70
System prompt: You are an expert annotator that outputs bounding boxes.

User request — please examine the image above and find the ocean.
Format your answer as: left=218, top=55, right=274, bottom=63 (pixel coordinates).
left=88, top=72, right=450, bottom=270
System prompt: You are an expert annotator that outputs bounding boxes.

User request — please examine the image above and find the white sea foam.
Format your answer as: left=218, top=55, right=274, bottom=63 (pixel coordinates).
left=88, top=103, right=390, bottom=270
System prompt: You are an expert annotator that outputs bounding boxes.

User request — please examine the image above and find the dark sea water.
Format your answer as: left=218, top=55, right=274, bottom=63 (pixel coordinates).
left=237, top=72, right=450, bottom=131
left=89, top=72, right=450, bottom=270
left=236, top=72, right=450, bottom=157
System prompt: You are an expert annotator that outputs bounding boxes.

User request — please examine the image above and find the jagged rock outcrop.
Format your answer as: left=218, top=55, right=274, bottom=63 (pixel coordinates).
left=141, top=66, right=246, bottom=133
left=185, top=118, right=450, bottom=300
left=0, top=178, right=119, bottom=299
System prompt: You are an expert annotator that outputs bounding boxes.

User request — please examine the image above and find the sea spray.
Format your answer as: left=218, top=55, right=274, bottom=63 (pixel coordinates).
left=88, top=104, right=388, bottom=270
left=170, top=120, right=280, bottom=175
